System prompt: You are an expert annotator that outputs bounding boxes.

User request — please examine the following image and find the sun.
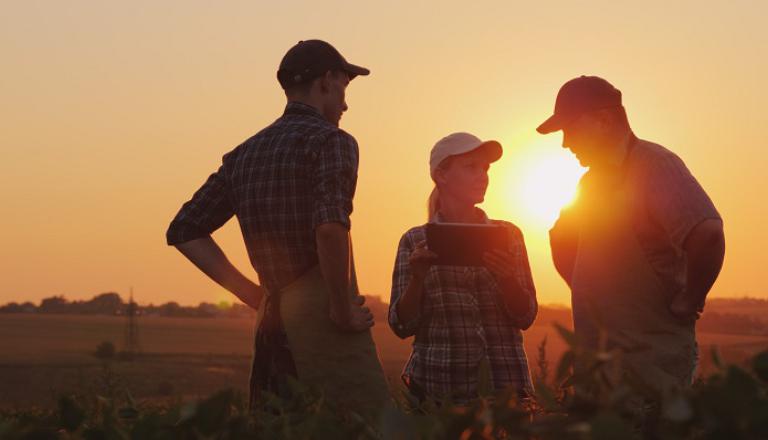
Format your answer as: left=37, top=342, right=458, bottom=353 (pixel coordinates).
left=517, top=151, right=584, bottom=225
left=486, top=137, right=585, bottom=230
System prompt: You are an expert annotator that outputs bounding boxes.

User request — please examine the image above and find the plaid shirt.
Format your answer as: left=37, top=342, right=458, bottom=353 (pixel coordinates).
left=166, top=101, right=359, bottom=293
left=167, top=102, right=359, bottom=404
left=388, top=210, right=537, bottom=403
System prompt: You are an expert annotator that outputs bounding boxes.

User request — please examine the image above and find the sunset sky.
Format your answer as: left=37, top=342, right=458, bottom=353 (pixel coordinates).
left=1, top=1, right=766, bottom=307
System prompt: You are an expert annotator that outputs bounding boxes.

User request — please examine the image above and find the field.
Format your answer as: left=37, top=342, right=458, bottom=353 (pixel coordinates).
left=1, top=309, right=767, bottom=409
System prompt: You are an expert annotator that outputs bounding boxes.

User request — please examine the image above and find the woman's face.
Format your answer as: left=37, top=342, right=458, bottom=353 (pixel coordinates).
left=435, top=149, right=491, bottom=205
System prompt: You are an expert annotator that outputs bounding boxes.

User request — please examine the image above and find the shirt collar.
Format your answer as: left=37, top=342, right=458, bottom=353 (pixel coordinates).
left=585, top=132, right=639, bottom=188
left=283, top=101, right=326, bottom=121
left=618, top=131, right=639, bottom=166
left=589, top=131, right=638, bottom=176
left=598, top=131, right=637, bottom=170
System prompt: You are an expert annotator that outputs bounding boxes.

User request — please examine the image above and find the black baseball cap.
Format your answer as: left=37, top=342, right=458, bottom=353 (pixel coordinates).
left=277, top=40, right=370, bottom=90
left=537, top=76, right=623, bottom=134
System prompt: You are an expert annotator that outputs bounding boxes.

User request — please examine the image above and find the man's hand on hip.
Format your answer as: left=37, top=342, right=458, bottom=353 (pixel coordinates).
left=329, top=295, right=374, bottom=332
left=238, top=282, right=266, bottom=310
left=669, top=291, right=701, bottom=324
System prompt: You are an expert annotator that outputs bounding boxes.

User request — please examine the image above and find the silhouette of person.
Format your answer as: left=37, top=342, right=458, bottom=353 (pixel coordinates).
left=538, top=76, right=725, bottom=392
left=166, top=40, right=389, bottom=417
left=389, top=133, right=538, bottom=404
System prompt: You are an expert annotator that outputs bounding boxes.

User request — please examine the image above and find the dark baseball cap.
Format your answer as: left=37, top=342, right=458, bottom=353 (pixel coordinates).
left=536, top=76, right=623, bottom=134
left=277, top=40, right=370, bottom=90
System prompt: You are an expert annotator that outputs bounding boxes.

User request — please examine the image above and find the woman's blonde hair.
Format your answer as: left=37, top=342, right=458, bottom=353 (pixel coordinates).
left=427, top=186, right=440, bottom=222
left=427, top=156, right=454, bottom=221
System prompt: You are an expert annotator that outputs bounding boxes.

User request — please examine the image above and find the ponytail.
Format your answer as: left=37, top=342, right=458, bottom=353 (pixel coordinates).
left=428, top=155, right=453, bottom=222
left=427, top=186, right=440, bottom=222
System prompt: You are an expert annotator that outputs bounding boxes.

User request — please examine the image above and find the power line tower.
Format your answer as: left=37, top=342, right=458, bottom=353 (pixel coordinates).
left=123, top=286, right=141, bottom=359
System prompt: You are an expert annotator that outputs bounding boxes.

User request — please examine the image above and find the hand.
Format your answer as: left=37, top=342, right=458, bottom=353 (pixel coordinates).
left=329, top=295, right=375, bottom=332
left=409, top=240, right=438, bottom=278
left=238, top=282, right=266, bottom=311
left=482, top=249, right=517, bottom=281
left=668, top=292, right=701, bottom=324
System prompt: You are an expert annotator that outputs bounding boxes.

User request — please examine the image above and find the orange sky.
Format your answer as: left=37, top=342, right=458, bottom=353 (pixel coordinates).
left=1, top=1, right=766, bottom=306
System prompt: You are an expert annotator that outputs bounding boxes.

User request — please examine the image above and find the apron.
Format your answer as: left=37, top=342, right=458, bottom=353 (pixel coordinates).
left=278, top=265, right=392, bottom=418
left=570, top=169, right=696, bottom=394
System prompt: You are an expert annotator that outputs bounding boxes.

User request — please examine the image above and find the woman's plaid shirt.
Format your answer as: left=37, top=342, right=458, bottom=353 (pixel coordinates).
left=388, top=212, right=537, bottom=403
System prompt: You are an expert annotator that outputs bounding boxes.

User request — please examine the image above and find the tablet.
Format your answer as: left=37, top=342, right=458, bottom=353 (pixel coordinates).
left=425, top=222, right=508, bottom=266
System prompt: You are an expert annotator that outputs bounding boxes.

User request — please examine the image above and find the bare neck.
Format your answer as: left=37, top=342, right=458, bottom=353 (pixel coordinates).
left=437, top=194, right=481, bottom=223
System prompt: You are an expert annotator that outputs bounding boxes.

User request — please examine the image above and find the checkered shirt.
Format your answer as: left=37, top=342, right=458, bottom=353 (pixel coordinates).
left=166, top=101, right=359, bottom=293
left=388, top=211, right=537, bottom=403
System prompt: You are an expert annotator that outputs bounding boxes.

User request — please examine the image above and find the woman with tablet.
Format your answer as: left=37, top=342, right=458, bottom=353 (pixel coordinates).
left=388, top=132, right=538, bottom=405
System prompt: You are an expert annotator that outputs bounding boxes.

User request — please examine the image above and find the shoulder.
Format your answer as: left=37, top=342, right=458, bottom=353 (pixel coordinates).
left=218, top=139, right=252, bottom=172
left=314, top=127, right=358, bottom=149
left=399, top=225, right=427, bottom=249
left=304, top=129, right=358, bottom=165
left=490, top=219, right=523, bottom=237
left=631, top=138, right=688, bottom=175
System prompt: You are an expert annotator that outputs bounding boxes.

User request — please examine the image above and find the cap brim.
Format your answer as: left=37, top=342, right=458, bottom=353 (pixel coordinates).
left=536, top=114, right=564, bottom=134
left=343, top=62, right=370, bottom=79
left=476, top=140, right=503, bottom=163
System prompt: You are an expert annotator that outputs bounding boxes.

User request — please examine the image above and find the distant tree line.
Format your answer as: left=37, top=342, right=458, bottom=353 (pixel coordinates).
left=0, top=292, right=256, bottom=318
left=697, top=311, right=768, bottom=336
left=2, top=293, right=767, bottom=334
left=698, top=297, right=768, bottom=336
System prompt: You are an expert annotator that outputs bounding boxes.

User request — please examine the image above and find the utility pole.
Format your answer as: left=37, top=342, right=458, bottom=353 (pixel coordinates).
left=124, top=286, right=141, bottom=359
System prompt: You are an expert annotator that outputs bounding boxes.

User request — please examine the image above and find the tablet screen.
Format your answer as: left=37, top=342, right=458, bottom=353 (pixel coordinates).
left=425, top=223, right=508, bottom=266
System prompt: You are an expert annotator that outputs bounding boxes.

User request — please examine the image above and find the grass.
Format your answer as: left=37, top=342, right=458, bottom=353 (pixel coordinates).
left=1, top=310, right=766, bottom=409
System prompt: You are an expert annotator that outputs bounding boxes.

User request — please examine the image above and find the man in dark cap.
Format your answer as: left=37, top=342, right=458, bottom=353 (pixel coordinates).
left=166, top=40, right=390, bottom=416
left=538, top=76, right=725, bottom=393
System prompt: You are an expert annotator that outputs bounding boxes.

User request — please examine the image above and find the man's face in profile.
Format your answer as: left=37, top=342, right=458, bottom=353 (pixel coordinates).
left=561, top=112, right=610, bottom=168
left=322, top=71, right=350, bottom=127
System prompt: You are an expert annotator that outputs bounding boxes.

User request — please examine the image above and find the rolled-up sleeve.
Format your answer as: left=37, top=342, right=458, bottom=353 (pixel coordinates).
left=501, top=224, right=538, bottom=330
left=645, top=152, right=721, bottom=249
left=166, top=165, right=234, bottom=246
left=388, top=231, right=421, bottom=339
left=311, top=131, right=359, bottom=230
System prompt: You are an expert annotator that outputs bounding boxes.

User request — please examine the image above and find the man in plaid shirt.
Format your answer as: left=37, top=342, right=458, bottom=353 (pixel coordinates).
left=166, top=40, right=384, bottom=409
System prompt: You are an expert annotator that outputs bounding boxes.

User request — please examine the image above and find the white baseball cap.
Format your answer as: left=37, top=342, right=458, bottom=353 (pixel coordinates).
left=429, top=132, right=503, bottom=177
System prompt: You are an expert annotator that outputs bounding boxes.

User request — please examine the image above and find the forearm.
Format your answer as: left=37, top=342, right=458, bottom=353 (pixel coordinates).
left=395, top=273, right=427, bottom=325
left=683, top=220, right=726, bottom=307
left=498, top=275, right=531, bottom=317
left=174, top=236, right=262, bottom=308
left=316, top=223, right=352, bottom=313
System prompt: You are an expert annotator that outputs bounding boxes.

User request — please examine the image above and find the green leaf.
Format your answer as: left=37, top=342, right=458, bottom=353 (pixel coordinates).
left=556, top=350, right=575, bottom=383
left=477, top=357, right=493, bottom=398
left=533, top=378, right=558, bottom=411
left=553, top=323, right=577, bottom=348
left=117, top=406, right=139, bottom=421
left=590, top=411, right=633, bottom=440
left=711, top=346, right=724, bottom=370
left=58, top=395, right=86, bottom=433
left=662, top=394, right=694, bottom=423
left=752, top=350, right=768, bottom=382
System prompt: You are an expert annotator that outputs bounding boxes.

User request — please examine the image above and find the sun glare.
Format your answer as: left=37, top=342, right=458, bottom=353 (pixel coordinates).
left=488, top=138, right=585, bottom=230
